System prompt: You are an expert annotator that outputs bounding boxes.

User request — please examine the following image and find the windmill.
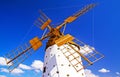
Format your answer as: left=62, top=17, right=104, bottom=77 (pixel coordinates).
left=5, top=3, right=104, bottom=77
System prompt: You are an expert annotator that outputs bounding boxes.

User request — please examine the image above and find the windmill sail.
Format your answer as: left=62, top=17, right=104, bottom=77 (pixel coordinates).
left=5, top=43, right=33, bottom=72
left=64, top=3, right=96, bottom=23
left=57, top=3, right=96, bottom=29
left=5, top=37, right=42, bottom=72
left=55, top=34, right=104, bottom=72
left=69, top=38, right=104, bottom=65
left=34, top=10, right=52, bottom=30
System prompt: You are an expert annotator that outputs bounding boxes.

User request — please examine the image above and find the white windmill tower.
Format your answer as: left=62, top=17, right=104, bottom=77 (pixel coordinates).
left=5, top=3, right=104, bottom=77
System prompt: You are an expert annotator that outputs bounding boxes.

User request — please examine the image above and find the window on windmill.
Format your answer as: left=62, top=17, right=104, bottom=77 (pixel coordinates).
left=61, top=64, right=64, bottom=66
left=82, top=73, right=84, bottom=76
left=67, top=74, right=70, bottom=77
left=43, top=66, right=46, bottom=73
left=51, top=54, right=53, bottom=56
left=68, top=64, right=71, bottom=67
left=57, top=48, right=60, bottom=50
left=56, top=71, right=59, bottom=74
left=48, top=73, right=49, bottom=76
left=53, top=65, right=55, bottom=67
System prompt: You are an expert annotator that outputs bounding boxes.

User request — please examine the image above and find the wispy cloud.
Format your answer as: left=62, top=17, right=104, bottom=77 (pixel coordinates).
left=116, top=72, right=120, bottom=77
left=80, top=45, right=94, bottom=55
left=0, top=75, right=6, bottom=77
left=31, top=60, right=43, bottom=72
left=0, top=56, right=25, bottom=75
left=85, top=69, right=99, bottom=77
left=11, top=68, right=24, bottom=74
left=19, top=64, right=32, bottom=70
left=98, top=68, right=110, bottom=73
left=18, top=60, right=44, bottom=72
left=0, top=68, right=24, bottom=75
left=0, top=68, right=9, bottom=73
left=116, top=72, right=120, bottom=75
left=0, top=57, right=12, bottom=66
left=0, top=56, right=44, bottom=74
left=0, top=57, right=25, bottom=75
left=0, top=57, right=7, bottom=66
left=0, top=56, right=44, bottom=76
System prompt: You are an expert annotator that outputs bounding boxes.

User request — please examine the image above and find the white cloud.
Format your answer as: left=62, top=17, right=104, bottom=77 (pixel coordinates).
left=98, top=68, right=110, bottom=73
left=85, top=69, right=99, bottom=77
left=116, top=72, right=120, bottom=77
left=31, top=60, right=43, bottom=72
left=0, top=75, right=6, bottom=77
left=116, top=72, right=120, bottom=75
left=80, top=45, right=94, bottom=55
left=0, top=68, right=9, bottom=73
left=0, top=57, right=12, bottom=66
left=35, top=69, right=41, bottom=73
left=11, top=68, right=24, bottom=74
left=19, top=64, right=32, bottom=70
left=0, top=68, right=24, bottom=75
left=0, top=57, right=7, bottom=66
left=0, top=56, right=43, bottom=74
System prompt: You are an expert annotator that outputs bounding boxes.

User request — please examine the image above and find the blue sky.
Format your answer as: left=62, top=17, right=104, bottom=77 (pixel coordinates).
left=0, top=0, right=120, bottom=77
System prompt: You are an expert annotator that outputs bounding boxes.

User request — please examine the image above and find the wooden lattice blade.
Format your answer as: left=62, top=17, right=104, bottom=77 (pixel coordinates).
left=34, top=10, right=52, bottom=30
left=67, top=43, right=93, bottom=65
left=57, top=3, right=96, bottom=29
left=5, top=43, right=32, bottom=72
left=72, top=38, right=104, bottom=66
left=55, top=34, right=104, bottom=72
left=5, top=37, right=42, bottom=72
left=64, top=3, right=96, bottom=23
left=59, top=44, right=84, bottom=72
left=59, top=42, right=104, bottom=72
